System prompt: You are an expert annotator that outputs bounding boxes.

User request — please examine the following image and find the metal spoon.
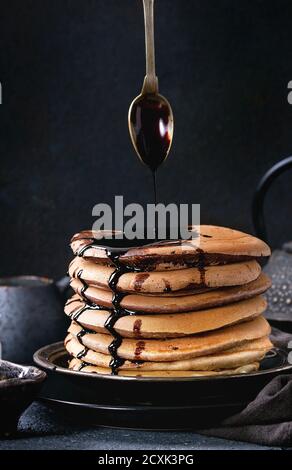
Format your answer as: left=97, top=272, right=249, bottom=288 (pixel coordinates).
left=128, top=0, right=174, bottom=174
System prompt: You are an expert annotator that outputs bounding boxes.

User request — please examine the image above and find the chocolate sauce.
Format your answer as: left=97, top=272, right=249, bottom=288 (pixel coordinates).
left=70, top=237, right=149, bottom=375
left=197, top=248, right=206, bottom=286
left=76, top=346, right=89, bottom=360
left=129, top=93, right=173, bottom=206
left=76, top=329, right=87, bottom=340
left=134, top=273, right=150, bottom=292
left=104, top=310, right=127, bottom=373
left=70, top=301, right=105, bottom=328
left=70, top=234, right=208, bottom=375
left=85, top=240, right=157, bottom=374
left=163, top=278, right=172, bottom=293
left=74, top=230, right=194, bottom=261
left=152, top=171, right=157, bottom=207
left=134, top=340, right=145, bottom=358
left=129, top=94, right=172, bottom=172
left=103, top=245, right=135, bottom=375
left=74, top=240, right=139, bottom=374
left=133, top=319, right=142, bottom=336
left=65, top=297, right=80, bottom=306
left=76, top=269, right=89, bottom=301
left=76, top=235, right=155, bottom=262
left=132, top=359, right=145, bottom=366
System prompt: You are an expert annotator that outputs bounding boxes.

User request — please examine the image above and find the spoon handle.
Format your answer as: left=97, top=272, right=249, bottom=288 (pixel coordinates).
left=142, top=0, right=159, bottom=94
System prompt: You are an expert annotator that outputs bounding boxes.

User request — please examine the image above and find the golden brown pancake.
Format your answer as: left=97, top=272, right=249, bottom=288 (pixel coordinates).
left=65, top=225, right=272, bottom=377
left=69, top=257, right=261, bottom=294
left=65, top=295, right=267, bottom=338
left=68, top=358, right=260, bottom=377
left=67, top=315, right=271, bottom=362
left=70, top=225, right=270, bottom=271
left=65, top=335, right=271, bottom=370
left=69, top=272, right=271, bottom=314
left=70, top=277, right=216, bottom=299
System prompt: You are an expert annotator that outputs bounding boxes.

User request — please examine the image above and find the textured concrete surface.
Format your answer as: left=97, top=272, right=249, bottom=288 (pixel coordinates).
left=0, top=402, right=275, bottom=450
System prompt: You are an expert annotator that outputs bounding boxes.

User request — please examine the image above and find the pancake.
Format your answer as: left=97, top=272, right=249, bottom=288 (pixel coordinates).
left=68, top=358, right=260, bottom=377
left=67, top=315, right=271, bottom=362
left=70, top=225, right=270, bottom=271
left=65, top=225, right=272, bottom=377
left=65, top=295, right=267, bottom=338
left=65, top=335, right=272, bottom=370
left=69, top=272, right=271, bottom=314
left=69, top=257, right=262, bottom=294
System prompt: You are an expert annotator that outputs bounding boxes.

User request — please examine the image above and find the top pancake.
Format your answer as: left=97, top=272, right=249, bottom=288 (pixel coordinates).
left=70, top=225, right=271, bottom=271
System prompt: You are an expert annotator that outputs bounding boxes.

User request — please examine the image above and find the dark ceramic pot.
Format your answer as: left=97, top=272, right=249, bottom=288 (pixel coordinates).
left=0, top=360, right=46, bottom=437
left=0, top=276, right=70, bottom=364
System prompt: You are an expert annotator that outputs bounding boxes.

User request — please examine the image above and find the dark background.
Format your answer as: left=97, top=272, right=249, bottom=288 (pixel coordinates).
left=0, top=0, right=292, bottom=279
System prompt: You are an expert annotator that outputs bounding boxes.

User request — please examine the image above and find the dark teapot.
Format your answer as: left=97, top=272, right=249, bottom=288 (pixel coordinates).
left=252, top=155, right=292, bottom=327
left=0, top=275, right=70, bottom=364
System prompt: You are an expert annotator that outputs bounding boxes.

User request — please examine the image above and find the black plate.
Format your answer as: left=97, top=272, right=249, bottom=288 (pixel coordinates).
left=33, top=342, right=292, bottom=430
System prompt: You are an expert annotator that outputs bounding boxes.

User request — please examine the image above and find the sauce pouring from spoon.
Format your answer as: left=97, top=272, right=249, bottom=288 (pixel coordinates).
left=128, top=0, right=174, bottom=206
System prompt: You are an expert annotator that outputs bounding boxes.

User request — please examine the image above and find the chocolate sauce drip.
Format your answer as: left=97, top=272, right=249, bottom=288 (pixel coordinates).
left=134, top=340, right=145, bottom=358
left=65, top=297, right=80, bottom=306
left=76, top=329, right=87, bottom=340
left=104, top=312, right=126, bottom=372
left=70, top=260, right=131, bottom=375
left=132, top=359, right=145, bottom=366
left=76, top=346, right=89, bottom=360
left=152, top=171, right=157, bottom=207
left=71, top=305, right=87, bottom=327
left=129, top=93, right=173, bottom=206
left=196, top=248, right=206, bottom=286
left=133, top=319, right=142, bottom=336
left=74, top=231, right=195, bottom=260
left=76, top=269, right=89, bottom=301
left=103, top=247, right=134, bottom=375
left=72, top=235, right=203, bottom=375
left=76, top=239, right=98, bottom=258
left=70, top=302, right=104, bottom=328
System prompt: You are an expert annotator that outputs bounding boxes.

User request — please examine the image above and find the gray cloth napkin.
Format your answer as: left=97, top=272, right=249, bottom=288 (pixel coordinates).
left=199, top=328, right=292, bottom=447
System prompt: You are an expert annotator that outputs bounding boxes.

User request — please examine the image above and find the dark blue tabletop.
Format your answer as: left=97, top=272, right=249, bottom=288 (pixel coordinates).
left=0, top=402, right=276, bottom=450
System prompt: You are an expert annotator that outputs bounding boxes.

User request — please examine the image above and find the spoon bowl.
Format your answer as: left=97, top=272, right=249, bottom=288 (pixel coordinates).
left=128, top=92, right=174, bottom=172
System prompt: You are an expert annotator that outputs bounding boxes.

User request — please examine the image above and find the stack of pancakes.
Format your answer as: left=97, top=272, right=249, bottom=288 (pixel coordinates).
left=64, top=225, right=273, bottom=377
